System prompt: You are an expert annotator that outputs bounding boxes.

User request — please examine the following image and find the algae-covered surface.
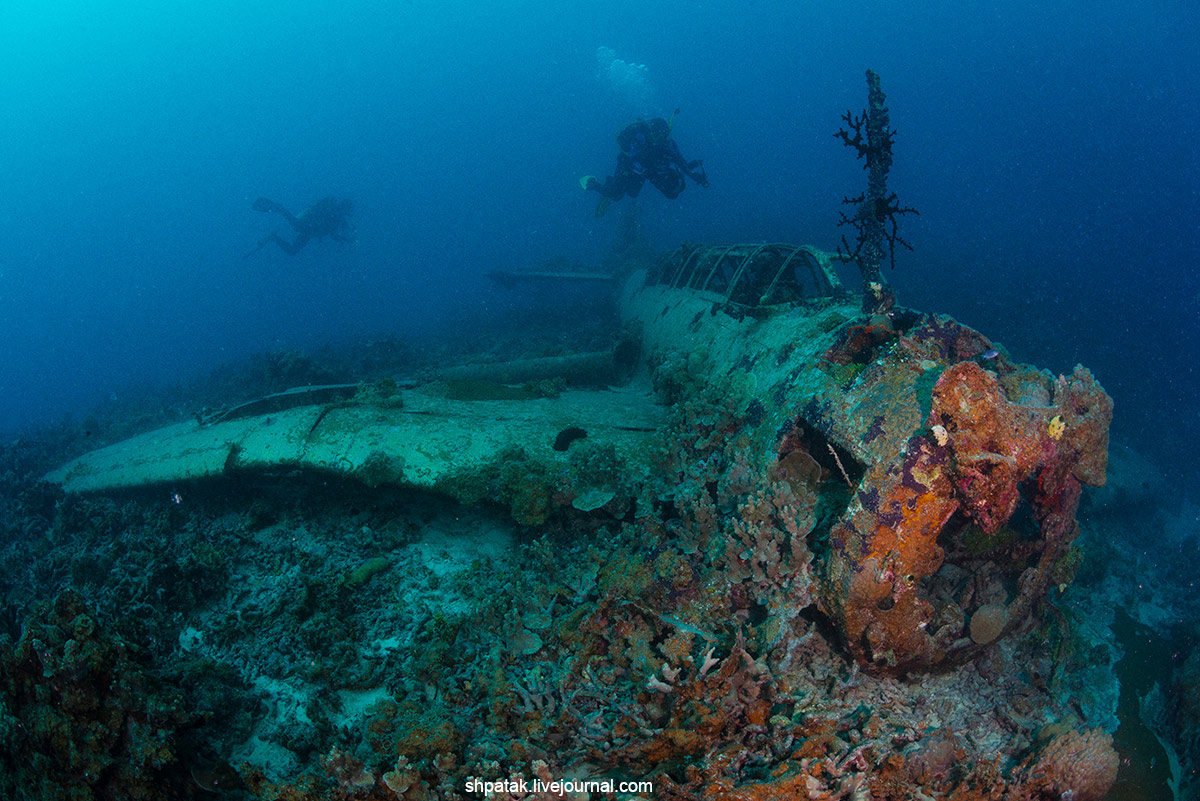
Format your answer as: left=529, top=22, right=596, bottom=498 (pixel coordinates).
left=47, top=382, right=665, bottom=496
left=9, top=272, right=1173, bottom=800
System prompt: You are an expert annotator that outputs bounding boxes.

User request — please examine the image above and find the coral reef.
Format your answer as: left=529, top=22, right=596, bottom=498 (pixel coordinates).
left=3, top=263, right=1131, bottom=800
left=0, top=591, right=190, bottom=800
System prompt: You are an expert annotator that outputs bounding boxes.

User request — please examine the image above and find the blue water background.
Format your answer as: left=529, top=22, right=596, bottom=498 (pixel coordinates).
left=1, top=0, right=1197, bottom=487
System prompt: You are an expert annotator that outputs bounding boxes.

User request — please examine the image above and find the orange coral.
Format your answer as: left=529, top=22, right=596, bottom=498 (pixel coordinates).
left=821, top=356, right=1112, bottom=671
left=821, top=437, right=958, bottom=668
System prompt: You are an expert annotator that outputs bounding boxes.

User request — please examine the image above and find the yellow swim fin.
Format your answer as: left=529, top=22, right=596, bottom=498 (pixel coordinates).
left=594, top=196, right=612, bottom=218
left=579, top=175, right=597, bottom=191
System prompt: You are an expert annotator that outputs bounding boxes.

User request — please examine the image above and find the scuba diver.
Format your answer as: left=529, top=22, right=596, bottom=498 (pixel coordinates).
left=245, top=196, right=355, bottom=257
left=580, top=111, right=709, bottom=217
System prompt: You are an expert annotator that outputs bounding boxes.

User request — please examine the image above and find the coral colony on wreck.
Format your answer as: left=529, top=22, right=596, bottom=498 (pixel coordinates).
left=4, top=63, right=1187, bottom=801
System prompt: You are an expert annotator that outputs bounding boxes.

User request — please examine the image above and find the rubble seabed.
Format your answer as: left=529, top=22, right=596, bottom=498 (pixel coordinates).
left=4, top=284, right=1125, bottom=801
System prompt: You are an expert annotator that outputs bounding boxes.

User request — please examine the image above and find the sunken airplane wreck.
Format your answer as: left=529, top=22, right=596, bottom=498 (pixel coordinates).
left=46, top=238, right=1116, bottom=798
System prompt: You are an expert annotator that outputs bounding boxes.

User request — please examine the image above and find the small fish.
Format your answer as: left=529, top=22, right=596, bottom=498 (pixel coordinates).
left=980, top=349, right=999, bottom=360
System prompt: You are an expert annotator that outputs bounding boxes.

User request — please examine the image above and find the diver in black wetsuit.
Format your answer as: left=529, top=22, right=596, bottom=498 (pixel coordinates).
left=581, top=114, right=709, bottom=217
left=245, top=196, right=355, bottom=256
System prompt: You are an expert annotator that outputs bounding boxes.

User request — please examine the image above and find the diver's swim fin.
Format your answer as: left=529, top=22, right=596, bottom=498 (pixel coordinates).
left=594, top=196, right=611, bottom=218
left=243, top=232, right=279, bottom=258
left=579, top=175, right=598, bottom=191
left=243, top=238, right=267, bottom=258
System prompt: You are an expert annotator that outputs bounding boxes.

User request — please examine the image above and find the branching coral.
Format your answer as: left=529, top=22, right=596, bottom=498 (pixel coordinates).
left=835, top=69, right=918, bottom=311
left=726, top=476, right=817, bottom=621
